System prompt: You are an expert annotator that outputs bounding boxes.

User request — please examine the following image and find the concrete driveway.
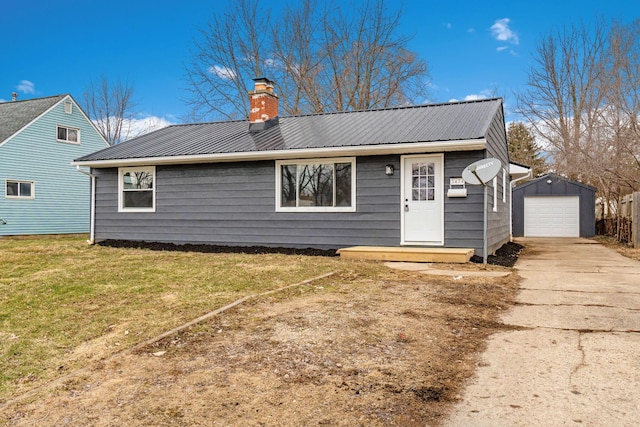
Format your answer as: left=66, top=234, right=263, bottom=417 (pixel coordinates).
left=446, top=238, right=640, bottom=426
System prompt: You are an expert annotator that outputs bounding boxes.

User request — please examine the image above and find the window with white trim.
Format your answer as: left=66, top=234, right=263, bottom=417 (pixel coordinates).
left=118, top=167, right=155, bottom=212
left=57, top=125, right=80, bottom=144
left=276, top=158, right=356, bottom=212
left=6, top=180, right=34, bottom=199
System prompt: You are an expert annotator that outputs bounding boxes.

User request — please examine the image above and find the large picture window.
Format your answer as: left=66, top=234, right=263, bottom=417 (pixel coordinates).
left=118, top=167, right=155, bottom=212
left=6, top=180, right=34, bottom=199
left=276, top=158, right=356, bottom=212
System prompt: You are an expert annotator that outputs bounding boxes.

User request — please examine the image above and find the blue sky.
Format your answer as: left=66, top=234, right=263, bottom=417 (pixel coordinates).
left=2, top=0, right=638, bottom=130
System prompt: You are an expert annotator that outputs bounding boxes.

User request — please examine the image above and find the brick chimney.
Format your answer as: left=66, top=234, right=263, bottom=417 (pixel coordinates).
left=248, top=77, right=278, bottom=125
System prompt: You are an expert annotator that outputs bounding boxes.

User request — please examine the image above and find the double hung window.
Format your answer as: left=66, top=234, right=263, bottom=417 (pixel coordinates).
left=118, top=167, right=155, bottom=212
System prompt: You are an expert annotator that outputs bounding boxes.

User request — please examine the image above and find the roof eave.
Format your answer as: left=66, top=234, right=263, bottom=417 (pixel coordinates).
left=73, top=139, right=487, bottom=168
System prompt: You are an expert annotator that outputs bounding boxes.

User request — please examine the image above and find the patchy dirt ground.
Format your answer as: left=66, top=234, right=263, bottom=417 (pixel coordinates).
left=0, top=260, right=520, bottom=427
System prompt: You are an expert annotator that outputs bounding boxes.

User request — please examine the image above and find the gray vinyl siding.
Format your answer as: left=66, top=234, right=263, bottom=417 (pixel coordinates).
left=93, top=151, right=507, bottom=256
left=484, top=105, right=511, bottom=254
left=93, top=156, right=401, bottom=250
left=444, top=151, right=485, bottom=254
left=512, top=174, right=596, bottom=237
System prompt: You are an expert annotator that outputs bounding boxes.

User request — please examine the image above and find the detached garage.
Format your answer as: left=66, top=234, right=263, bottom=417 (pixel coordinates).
left=512, top=173, right=596, bottom=237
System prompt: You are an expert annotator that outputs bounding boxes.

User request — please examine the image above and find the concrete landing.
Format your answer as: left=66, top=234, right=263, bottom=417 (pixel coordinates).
left=384, top=262, right=511, bottom=277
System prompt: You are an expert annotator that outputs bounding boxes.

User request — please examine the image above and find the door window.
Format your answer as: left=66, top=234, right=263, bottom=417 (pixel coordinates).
left=411, top=162, right=435, bottom=201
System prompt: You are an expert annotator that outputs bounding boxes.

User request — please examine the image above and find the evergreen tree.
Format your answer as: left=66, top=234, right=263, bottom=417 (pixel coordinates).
left=507, top=121, right=547, bottom=179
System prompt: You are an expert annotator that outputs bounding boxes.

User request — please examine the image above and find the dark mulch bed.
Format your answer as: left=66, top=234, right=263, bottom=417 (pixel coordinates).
left=470, top=241, right=524, bottom=267
left=97, top=239, right=339, bottom=257
left=98, top=239, right=524, bottom=267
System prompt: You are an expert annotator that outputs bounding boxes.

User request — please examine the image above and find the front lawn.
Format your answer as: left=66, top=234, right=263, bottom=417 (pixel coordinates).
left=0, top=235, right=346, bottom=400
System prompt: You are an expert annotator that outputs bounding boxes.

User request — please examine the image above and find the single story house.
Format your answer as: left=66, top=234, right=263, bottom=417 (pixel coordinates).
left=1, top=94, right=109, bottom=235
left=512, top=173, right=596, bottom=237
left=74, top=78, right=521, bottom=257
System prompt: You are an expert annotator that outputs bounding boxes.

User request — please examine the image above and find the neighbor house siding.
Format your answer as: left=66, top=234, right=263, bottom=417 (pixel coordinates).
left=0, top=97, right=108, bottom=235
left=93, top=155, right=402, bottom=249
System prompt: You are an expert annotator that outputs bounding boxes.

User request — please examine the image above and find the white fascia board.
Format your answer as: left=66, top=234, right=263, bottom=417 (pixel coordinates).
left=73, top=138, right=487, bottom=168
left=509, top=163, right=531, bottom=178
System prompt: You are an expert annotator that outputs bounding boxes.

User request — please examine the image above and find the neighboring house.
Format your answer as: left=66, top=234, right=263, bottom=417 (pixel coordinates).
left=512, top=173, right=596, bottom=238
left=0, top=94, right=109, bottom=236
left=74, top=78, right=518, bottom=257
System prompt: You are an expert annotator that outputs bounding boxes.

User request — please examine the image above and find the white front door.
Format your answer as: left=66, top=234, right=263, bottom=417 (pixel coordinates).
left=401, top=154, right=444, bottom=245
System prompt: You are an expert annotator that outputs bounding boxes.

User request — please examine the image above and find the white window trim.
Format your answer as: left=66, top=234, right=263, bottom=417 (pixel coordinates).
left=502, top=168, right=507, bottom=203
left=492, top=176, right=498, bottom=212
left=275, top=157, right=356, bottom=212
left=118, top=166, right=156, bottom=213
left=57, top=125, right=81, bottom=145
left=5, top=179, right=35, bottom=199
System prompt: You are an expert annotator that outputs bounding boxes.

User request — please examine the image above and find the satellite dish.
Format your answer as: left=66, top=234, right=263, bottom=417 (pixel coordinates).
left=462, top=158, right=502, bottom=186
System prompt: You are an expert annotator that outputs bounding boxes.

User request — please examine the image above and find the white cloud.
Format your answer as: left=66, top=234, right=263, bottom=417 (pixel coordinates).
left=17, top=80, right=36, bottom=94
left=491, top=18, right=519, bottom=45
left=208, top=65, right=237, bottom=80
left=496, top=46, right=509, bottom=52
left=125, top=115, right=174, bottom=139
left=449, top=89, right=495, bottom=103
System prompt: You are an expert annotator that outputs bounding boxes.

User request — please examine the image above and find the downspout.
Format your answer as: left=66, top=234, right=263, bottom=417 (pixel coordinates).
left=509, top=169, right=532, bottom=241
left=76, top=165, right=96, bottom=244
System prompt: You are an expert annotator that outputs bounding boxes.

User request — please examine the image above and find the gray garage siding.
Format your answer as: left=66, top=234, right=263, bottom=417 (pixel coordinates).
left=512, top=173, right=596, bottom=237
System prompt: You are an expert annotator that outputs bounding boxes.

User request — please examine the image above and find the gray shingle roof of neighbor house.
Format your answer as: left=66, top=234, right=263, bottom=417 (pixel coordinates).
left=74, top=97, right=503, bottom=165
left=0, top=94, right=67, bottom=143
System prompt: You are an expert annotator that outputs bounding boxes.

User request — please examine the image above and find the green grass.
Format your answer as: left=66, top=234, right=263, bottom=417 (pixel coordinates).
left=0, top=235, right=373, bottom=400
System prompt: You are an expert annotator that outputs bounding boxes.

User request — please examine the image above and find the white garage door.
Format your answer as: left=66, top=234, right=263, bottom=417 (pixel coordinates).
left=524, top=196, right=580, bottom=237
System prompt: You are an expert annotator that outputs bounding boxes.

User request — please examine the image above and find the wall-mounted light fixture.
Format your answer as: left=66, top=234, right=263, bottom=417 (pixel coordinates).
left=385, top=164, right=394, bottom=176
left=546, top=179, right=553, bottom=184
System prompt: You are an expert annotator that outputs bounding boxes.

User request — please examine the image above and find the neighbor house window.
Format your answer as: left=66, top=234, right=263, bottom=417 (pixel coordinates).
left=57, top=125, right=79, bottom=143
left=276, top=158, right=356, bottom=212
left=6, top=180, right=34, bottom=199
left=64, top=100, right=73, bottom=114
left=118, top=166, right=155, bottom=212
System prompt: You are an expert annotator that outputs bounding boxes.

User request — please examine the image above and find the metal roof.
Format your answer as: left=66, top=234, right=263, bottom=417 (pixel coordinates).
left=0, top=95, right=67, bottom=143
left=75, top=98, right=503, bottom=164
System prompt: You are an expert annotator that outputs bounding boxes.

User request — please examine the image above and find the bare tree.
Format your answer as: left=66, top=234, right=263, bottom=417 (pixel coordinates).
left=184, top=0, right=430, bottom=121
left=83, top=76, right=137, bottom=145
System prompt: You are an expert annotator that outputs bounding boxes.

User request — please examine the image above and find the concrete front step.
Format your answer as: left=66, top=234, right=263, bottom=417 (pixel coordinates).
left=337, top=246, right=474, bottom=263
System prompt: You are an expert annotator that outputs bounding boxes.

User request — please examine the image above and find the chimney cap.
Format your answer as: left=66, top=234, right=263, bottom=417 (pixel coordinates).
left=252, top=77, right=274, bottom=85
left=11, top=92, right=18, bottom=101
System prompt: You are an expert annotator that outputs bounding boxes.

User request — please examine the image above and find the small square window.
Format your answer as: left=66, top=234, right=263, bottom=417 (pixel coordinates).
left=57, top=125, right=80, bottom=144
left=6, top=180, right=34, bottom=199
left=64, top=101, right=73, bottom=114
